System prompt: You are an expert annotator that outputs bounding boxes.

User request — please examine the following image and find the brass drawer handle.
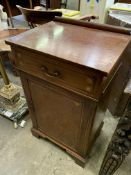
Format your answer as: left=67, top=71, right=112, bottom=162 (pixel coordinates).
left=41, top=66, right=60, bottom=78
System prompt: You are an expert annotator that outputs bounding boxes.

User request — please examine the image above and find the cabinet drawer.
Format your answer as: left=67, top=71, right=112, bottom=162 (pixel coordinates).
left=15, top=49, right=101, bottom=97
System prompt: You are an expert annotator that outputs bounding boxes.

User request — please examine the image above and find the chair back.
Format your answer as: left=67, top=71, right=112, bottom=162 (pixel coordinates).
left=16, top=5, right=62, bottom=28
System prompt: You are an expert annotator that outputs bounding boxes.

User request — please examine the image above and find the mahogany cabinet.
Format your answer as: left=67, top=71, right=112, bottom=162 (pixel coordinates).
left=115, top=0, right=131, bottom=3
left=6, top=19, right=131, bottom=166
left=50, top=0, right=61, bottom=9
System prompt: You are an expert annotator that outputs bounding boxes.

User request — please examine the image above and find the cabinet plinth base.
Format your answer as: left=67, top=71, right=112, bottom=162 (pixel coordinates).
left=31, top=127, right=90, bottom=166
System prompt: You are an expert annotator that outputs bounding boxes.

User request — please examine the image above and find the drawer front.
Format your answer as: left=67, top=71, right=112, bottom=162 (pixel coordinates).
left=14, top=49, right=101, bottom=98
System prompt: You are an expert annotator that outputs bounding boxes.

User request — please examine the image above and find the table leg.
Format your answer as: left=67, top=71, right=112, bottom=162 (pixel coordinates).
left=5, top=0, right=14, bottom=28
left=99, top=115, right=131, bottom=175
left=46, top=0, right=49, bottom=10
left=78, top=0, right=81, bottom=11
left=29, top=0, right=33, bottom=9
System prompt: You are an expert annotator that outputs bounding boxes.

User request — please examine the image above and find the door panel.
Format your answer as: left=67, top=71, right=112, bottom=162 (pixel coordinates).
left=29, top=80, right=83, bottom=150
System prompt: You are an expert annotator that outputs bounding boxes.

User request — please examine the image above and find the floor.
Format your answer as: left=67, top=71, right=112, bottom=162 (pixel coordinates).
left=0, top=18, right=131, bottom=175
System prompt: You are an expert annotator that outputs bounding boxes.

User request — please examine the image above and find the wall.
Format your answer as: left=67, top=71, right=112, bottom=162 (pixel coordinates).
left=80, top=0, right=100, bottom=16
left=79, top=0, right=115, bottom=23
left=99, top=0, right=115, bottom=23
left=67, top=0, right=80, bottom=10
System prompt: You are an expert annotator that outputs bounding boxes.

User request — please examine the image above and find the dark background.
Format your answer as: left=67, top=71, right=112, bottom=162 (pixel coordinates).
left=0, top=0, right=40, bottom=16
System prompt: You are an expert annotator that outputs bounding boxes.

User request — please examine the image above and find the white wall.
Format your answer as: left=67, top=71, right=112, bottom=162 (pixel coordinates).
left=80, top=0, right=100, bottom=16
left=99, top=0, right=115, bottom=23
left=80, top=0, right=115, bottom=23
left=67, top=0, right=80, bottom=10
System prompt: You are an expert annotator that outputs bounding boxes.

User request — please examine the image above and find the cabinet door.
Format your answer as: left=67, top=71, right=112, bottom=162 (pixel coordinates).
left=50, top=0, right=61, bottom=9
left=29, top=80, right=83, bottom=151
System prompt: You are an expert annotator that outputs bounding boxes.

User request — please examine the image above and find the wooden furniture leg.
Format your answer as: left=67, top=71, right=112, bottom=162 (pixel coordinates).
left=5, top=0, right=14, bottom=28
left=78, top=0, right=81, bottom=10
left=4, top=0, right=33, bottom=28
left=29, top=0, right=33, bottom=8
left=99, top=95, right=131, bottom=175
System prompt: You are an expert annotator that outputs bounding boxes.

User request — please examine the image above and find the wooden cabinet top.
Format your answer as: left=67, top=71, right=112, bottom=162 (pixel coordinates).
left=6, top=21, right=131, bottom=76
